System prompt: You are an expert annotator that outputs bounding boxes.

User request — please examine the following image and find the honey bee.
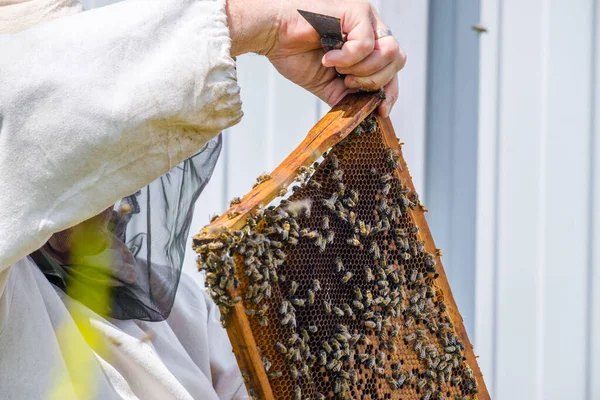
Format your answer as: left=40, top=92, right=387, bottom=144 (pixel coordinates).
left=342, top=303, right=354, bottom=316
left=404, top=333, right=417, bottom=343
left=275, top=342, right=287, bottom=354
left=322, top=216, right=330, bottom=230
left=323, top=300, right=332, bottom=314
left=342, top=271, right=354, bottom=284
left=381, top=182, right=391, bottom=196
left=381, top=216, right=391, bottom=229
left=333, top=306, right=345, bottom=317
left=439, top=301, right=448, bottom=312
left=315, top=236, right=327, bottom=252
left=322, top=198, right=336, bottom=211
left=318, top=350, right=327, bottom=365
left=288, top=333, right=300, bottom=346
left=364, top=320, right=377, bottom=329
left=347, top=235, right=361, bottom=246
left=290, top=366, right=299, bottom=380
left=325, top=230, right=335, bottom=244
left=379, top=173, right=393, bottom=184
left=347, top=211, right=356, bottom=225
left=365, top=290, right=373, bottom=307
left=352, top=300, right=364, bottom=310
left=307, top=289, right=315, bottom=305
left=279, top=300, right=290, bottom=315
left=445, top=345, right=457, bottom=353
left=332, top=170, right=344, bottom=181
left=335, top=257, right=344, bottom=272
left=256, top=173, right=271, bottom=183
left=281, top=313, right=294, bottom=326
left=336, top=209, right=348, bottom=222
left=289, top=280, right=298, bottom=295
left=292, top=298, right=306, bottom=307
left=330, top=154, right=339, bottom=169
left=425, top=369, right=437, bottom=379
left=333, top=378, right=342, bottom=394
left=309, top=325, right=318, bottom=333
left=313, top=279, right=321, bottom=292
left=437, top=361, right=448, bottom=372
left=268, top=371, right=282, bottom=380
left=308, top=180, right=322, bottom=189
left=227, top=211, right=240, bottom=219
left=369, top=241, right=381, bottom=259
left=277, top=187, right=288, bottom=197
left=262, top=356, right=272, bottom=372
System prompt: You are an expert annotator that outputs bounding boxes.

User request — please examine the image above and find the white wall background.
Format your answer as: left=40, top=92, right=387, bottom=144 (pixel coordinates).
left=82, top=1, right=600, bottom=399
left=472, top=1, right=600, bottom=399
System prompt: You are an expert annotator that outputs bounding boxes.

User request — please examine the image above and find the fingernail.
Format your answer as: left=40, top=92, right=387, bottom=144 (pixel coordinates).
left=380, top=103, right=391, bottom=118
left=385, top=103, right=392, bottom=117
left=351, top=79, right=363, bottom=90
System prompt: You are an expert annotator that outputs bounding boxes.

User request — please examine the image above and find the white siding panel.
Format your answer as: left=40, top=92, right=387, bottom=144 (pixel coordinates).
left=475, top=0, right=500, bottom=393
left=269, top=75, right=321, bottom=171
left=494, top=1, right=545, bottom=399
left=381, top=0, right=429, bottom=196
left=542, top=1, right=594, bottom=399
left=589, top=1, right=600, bottom=399
left=425, top=0, right=481, bottom=338
left=472, top=1, right=599, bottom=399
left=225, top=55, right=274, bottom=201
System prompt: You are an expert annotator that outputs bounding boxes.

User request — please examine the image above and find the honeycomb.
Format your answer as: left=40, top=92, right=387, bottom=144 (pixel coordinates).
left=195, top=115, right=482, bottom=400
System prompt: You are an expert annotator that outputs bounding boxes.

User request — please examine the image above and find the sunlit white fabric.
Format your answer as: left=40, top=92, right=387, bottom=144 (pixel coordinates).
left=0, top=0, right=248, bottom=398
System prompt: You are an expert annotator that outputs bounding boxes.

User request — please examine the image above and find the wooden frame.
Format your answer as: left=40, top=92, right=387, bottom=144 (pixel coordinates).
left=194, top=92, right=489, bottom=399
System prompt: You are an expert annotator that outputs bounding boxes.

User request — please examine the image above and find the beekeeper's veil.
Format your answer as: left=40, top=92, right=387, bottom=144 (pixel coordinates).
left=32, top=138, right=222, bottom=321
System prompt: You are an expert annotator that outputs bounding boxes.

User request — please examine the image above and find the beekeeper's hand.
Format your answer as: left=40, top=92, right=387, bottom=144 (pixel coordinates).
left=227, top=0, right=406, bottom=117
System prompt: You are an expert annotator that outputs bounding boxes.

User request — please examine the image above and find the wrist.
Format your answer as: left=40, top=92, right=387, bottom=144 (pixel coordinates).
left=226, top=0, right=280, bottom=57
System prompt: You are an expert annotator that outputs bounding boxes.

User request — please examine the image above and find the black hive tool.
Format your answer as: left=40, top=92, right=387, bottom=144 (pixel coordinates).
left=297, top=9, right=347, bottom=52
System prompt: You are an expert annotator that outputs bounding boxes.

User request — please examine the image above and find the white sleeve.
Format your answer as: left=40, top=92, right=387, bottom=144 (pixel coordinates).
left=0, top=0, right=243, bottom=270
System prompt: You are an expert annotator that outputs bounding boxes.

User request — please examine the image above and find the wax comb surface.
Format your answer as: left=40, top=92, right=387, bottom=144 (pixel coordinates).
left=194, top=94, right=489, bottom=400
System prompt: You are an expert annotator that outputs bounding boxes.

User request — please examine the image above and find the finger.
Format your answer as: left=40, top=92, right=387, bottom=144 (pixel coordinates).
left=377, top=74, right=399, bottom=118
left=369, top=3, right=388, bottom=35
left=322, top=4, right=375, bottom=68
left=344, top=59, right=401, bottom=92
left=335, top=37, right=399, bottom=77
left=320, top=78, right=358, bottom=107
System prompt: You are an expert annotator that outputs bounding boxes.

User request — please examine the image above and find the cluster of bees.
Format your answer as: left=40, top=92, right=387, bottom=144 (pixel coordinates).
left=195, top=116, right=479, bottom=400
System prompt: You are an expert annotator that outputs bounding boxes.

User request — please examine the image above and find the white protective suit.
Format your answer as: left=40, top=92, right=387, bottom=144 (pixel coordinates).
left=0, top=0, right=249, bottom=398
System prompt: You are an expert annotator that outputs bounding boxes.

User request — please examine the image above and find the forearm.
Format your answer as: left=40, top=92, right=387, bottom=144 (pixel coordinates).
left=226, top=0, right=280, bottom=57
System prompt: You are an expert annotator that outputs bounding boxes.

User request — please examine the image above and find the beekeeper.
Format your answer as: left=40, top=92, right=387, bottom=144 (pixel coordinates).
left=0, top=0, right=406, bottom=398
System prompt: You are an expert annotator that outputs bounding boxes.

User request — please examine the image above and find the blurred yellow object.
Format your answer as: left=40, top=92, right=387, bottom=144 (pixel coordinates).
left=47, top=233, right=112, bottom=400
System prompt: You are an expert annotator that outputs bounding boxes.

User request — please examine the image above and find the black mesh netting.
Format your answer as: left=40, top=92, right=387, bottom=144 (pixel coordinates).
left=31, top=135, right=222, bottom=321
